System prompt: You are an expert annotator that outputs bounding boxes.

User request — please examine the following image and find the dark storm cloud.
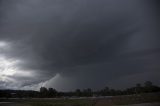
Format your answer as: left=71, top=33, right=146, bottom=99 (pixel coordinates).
left=0, top=0, right=159, bottom=90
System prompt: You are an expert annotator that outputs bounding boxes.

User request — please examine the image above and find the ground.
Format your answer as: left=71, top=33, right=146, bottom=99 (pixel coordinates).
left=0, top=93, right=160, bottom=106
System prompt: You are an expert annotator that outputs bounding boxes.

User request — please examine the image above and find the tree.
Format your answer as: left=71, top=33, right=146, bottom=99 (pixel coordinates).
left=144, top=81, right=153, bottom=87
left=104, top=86, right=110, bottom=95
left=82, top=88, right=92, bottom=97
left=99, top=86, right=111, bottom=96
left=40, top=87, right=48, bottom=93
left=40, top=87, right=48, bottom=97
left=48, top=88, right=57, bottom=97
left=136, top=83, right=142, bottom=94
left=75, top=89, right=81, bottom=97
left=110, top=89, right=116, bottom=96
left=144, top=81, right=155, bottom=92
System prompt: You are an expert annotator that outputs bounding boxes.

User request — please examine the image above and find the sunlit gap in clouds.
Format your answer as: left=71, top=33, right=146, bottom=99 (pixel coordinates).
left=0, top=41, right=33, bottom=84
left=0, top=41, right=8, bottom=47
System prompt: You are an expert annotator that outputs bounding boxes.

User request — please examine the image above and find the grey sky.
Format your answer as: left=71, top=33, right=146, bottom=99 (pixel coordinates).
left=0, top=0, right=159, bottom=91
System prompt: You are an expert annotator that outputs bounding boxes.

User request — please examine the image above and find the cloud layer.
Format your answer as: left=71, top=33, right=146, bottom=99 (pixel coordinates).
left=0, top=0, right=159, bottom=91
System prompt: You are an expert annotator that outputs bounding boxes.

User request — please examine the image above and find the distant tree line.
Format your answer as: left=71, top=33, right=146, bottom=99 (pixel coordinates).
left=0, top=81, right=160, bottom=98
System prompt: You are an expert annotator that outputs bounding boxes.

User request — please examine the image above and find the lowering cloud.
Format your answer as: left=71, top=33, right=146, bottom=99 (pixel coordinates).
left=0, top=0, right=159, bottom=91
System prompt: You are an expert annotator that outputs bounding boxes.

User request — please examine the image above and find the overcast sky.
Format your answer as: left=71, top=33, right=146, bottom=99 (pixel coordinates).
left=0, top=0, right=159, bottom=91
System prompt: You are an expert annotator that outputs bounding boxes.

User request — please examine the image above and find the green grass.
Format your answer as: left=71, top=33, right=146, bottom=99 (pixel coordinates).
left=24, top=99, right=94, bottom=106
left=108, top=93, right=160, bottom=105
left=1, top=93, right=160, bottom=106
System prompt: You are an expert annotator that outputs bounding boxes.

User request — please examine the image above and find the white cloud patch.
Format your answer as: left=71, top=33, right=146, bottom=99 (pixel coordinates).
left=0, top=41, right=35, bottom=89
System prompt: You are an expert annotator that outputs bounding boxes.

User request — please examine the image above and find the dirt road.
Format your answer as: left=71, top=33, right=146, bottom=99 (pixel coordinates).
left=116, top=103, right=160, bottom=106
left=95, top=102, right=160, bottom=106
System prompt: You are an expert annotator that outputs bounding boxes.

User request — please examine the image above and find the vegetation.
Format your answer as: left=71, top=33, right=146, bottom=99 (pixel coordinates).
left=0, top=81, right=160, bottom=106
left=0, top=81, right=160, bottom=98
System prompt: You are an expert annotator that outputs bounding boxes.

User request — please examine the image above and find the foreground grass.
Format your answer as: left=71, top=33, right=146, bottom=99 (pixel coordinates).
left=112, top=93, right=160, bottom=105
left=1, top=93, right=160, bottom=106
left=95, top=93, right=160, bottom=106
left=25, top=99, right=94, bottom=106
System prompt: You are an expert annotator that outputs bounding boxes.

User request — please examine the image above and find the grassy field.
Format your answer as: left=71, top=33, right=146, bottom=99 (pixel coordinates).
left=0, top=93, right=160, bottom=106
left=25, top=99, right=94, bottom=106
left=0, top=99, right=94, bottom=106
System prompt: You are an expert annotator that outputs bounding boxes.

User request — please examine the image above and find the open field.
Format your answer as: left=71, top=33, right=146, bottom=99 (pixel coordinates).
left=0, top=101, right=160, bottom=106
left=0, top=93, right=160, bottom=106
